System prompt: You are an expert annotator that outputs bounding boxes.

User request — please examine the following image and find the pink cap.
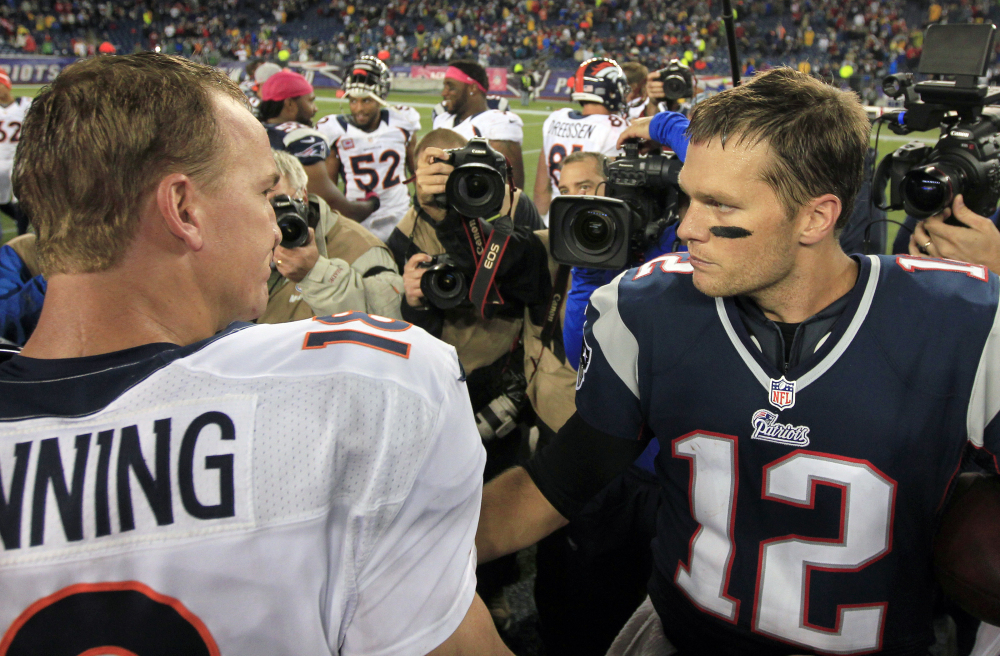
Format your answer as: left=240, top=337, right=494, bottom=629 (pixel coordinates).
left=260, top=69, right=313, bottom=102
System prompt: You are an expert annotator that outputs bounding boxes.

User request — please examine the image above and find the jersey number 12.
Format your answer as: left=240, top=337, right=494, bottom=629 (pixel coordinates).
left=673, top=432, right=895, bottom=653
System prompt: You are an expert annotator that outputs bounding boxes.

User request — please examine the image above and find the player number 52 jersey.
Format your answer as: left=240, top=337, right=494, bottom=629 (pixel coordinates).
left=0, top=96, right=30, bottom=204
left=317, top=106, right=420, bottom=241
left=542, top=108, right=629, bottom=196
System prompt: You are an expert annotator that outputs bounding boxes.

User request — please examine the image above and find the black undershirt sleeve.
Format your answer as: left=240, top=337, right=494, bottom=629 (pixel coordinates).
left=524, top=411, right=652, bottom=520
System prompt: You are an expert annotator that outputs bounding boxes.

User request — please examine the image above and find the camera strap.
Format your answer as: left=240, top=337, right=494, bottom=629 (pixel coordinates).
left=539, top=264, right=570, bottom=363
left=466, top=214, right=513, bottom=318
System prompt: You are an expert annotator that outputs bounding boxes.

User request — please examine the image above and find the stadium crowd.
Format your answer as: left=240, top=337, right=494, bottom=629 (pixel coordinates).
left=0, top=0, right=996, bottom=84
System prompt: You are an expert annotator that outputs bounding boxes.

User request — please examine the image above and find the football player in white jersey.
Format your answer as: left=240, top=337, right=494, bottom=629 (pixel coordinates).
left=0, top=70, right=30, bottom=235
left=318, top=56, right=421, bottom=241
left=533, top=58, right=632, bottom=217
left=1, top=53, right=511, bottom=656
left=259, top=68, right=377, bottom=224
left=431, top=61, right=525, bottom=188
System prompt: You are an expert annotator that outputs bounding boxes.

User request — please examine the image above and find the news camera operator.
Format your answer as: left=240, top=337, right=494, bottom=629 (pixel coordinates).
left=526, top=149, right=666, bottom=656
left=391, top=129, right=547, bottom=346
left=257, top=149, right=403, bottom=324
left=387, top=128, right=549, bottom=627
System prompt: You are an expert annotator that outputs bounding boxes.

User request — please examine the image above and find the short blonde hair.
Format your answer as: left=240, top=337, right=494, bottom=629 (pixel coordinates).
left=415, top=128, right=468, bottom=160
left=14, top=53, right=248, bottom=274
left=272, top=149, right=309, bottom=195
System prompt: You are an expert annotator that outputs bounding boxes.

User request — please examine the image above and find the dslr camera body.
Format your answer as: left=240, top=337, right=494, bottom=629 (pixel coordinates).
left=653, top=59, right=695, bottom=101
left=271, top=194, right=312, bottom=248
left=433, top=137, right=510, bottom=219
left=418, top=254, right=468, bottom=310
left=549, top=142, right=684, bottom=269
left=874, top=23, right=1000, bottom=221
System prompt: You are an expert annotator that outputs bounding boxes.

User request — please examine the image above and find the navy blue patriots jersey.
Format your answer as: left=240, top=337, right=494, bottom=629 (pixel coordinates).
left=265, top=121, right=330, bottom=166
left=576, top=253, right=1000, bottom=655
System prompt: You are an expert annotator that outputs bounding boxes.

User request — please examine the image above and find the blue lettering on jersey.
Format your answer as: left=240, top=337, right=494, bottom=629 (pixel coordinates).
left=750, top=409, right=810, bottom=447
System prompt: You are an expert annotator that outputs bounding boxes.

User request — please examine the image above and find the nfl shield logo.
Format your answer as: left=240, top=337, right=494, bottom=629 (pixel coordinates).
left=769, top=376, right=796, bottom=410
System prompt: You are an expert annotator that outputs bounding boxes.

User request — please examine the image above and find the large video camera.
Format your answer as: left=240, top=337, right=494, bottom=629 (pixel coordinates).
left=271, top=194, right=312, bottom=248
left=549, top=142, right=684, bottom=269
left=874, top=24, right=1000, bottom=221
left=433, top=138, right=509, bottom=218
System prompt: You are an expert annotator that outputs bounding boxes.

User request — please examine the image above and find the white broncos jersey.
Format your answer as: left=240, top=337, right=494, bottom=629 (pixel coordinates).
left=317, top=106, right=421, bottom=241
left=432, top=108, right=524, bottom=144
left=542, top=108, right=629, bottom=196
left=0, top=97, right=30, bottom=204
left=0, top=313, right=485, bottom=656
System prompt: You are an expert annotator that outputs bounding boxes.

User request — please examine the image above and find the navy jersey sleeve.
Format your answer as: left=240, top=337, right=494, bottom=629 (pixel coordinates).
left=574, top=272, right=648, bottom=441
left=267, top=123, right=330, bottom=166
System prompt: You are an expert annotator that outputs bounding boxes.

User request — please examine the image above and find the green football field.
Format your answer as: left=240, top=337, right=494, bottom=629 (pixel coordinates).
left=1, top=85, right=935, bottom=251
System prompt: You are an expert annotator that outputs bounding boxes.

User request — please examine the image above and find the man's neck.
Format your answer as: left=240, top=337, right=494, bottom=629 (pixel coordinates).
left=21, top=264, right=222, bottom=360
left=455, top=96, right=488, bottom=123
left=749, top=247, right=858, bottom=325
left=581, top=103, right=611, bottom=116
left=354, top=115, right=380, bottom=133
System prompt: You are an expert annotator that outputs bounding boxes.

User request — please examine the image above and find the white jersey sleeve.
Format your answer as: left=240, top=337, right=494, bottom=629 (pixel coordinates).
left=315, top=113, right=348, bottom=144
left=431, top=110, right=453, bottom=132
left=600, top=116, right=630, bottom=157
left=343, top=357, right=483, bottom=655
left=389, top=105, right=422, bottom=135
left=481, top=110, right=523, bottom=143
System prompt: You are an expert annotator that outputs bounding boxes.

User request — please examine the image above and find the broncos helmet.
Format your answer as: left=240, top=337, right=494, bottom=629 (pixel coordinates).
left=571, top=58, right=630, bottom=114
left=343, top=56, right=392, bottom=102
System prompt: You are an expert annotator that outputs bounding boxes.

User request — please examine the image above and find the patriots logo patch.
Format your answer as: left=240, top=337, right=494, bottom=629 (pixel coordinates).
left=298, top=142, right=329, bottom=160
left=750, top=409, right=810, bottom=447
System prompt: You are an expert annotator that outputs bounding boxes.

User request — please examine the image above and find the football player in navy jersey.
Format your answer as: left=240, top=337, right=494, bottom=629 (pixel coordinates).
left=258, top=69, right=377, bottom=224
left=477, top=67, right=1000, bottom=655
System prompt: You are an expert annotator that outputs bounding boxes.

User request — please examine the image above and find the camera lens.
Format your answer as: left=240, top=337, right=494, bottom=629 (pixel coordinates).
left=422, top=264, right=467, bottom=309
left=437, top=271, right=459, bottom=293
left=902, top=164, right=961, bottom=218
left=463, top=174, right=490, bottom=200
left=573, top=208, right=616, bottom=254
left=277, top=214, right=310, bottom=249
left=457, top=171, right=498, bottom=207
left=663, top=75, right=689, bottom=99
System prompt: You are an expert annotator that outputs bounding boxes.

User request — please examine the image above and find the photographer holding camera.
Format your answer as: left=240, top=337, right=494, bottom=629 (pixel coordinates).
left=387, top=128, right=548, bottom=626
left=257, top=150, right=403, bottom=324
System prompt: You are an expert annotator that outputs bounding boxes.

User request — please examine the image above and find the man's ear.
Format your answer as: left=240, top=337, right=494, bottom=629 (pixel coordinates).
left=798, top=193, right=842, bottom=246
left=156, top=173, right=204, bottom=251
left=283, top=96, right=297, bottom=116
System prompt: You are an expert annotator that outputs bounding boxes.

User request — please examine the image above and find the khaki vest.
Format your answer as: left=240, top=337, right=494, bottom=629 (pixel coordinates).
left=523, top=230, right=577, bottom=432
left=259, top=197, right=389, bottom=324
left=395, top=199, right=524, bottom=373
